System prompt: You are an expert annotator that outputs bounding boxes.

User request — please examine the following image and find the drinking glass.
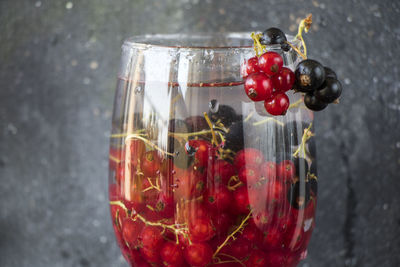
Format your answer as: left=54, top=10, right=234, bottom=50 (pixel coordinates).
left=108, top=33, right=317, bottom=267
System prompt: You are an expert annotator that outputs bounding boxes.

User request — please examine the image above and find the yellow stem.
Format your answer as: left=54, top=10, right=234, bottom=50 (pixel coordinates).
left=251, top=32, right=267, bottom=57
left=213, top=211, right=252, bottom=257
left=295, top=14, right=312, bottom=58
left=284, top=41, right=307, bottom=60
left=110, top=130, right=146, bottom=138
left=109, top=154, right=122, bottom=164
left=217, top=253, right=246, bottom=267
left=142, top=177, right=161, bottom=192
left=288, top=98, right=304, bottom=109
left=125, top=134, right=174, bottom=156
left=133, top=213, right=191, bottom=244
left=244, top=111, right=254, bottom=122
left=203, top=112, right=218, bottom=146
left=110, top=200, right=128, bottom=213
left=253, top=117, right=284, bottom=127
left=293, top=122, right=314, bottom=158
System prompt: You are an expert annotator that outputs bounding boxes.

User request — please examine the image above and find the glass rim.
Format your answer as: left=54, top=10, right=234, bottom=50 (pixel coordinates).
left=122, top=32, right=299, bottom=50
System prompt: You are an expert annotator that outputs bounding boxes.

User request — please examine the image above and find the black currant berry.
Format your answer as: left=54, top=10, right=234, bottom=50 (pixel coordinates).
left=224, top=121, right=245, bottom=152
left=324, top=67, right=337, bottom=79
left=288, top=181, right=311, bottom=209
left=167, top=119, right=189, bottom=159
left=315, top=78, right=342, bottom=104
left=295, top=59, right=326, bottom=92
left=304, top=93, right=328, bottom=111
left=208, top=101, right=239, bottom=127
left=260, top=27, right=287, bottom=45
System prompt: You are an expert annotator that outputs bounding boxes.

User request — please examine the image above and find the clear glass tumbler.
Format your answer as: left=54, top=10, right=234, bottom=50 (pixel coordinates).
left=108, top=33, right=317, bottom=267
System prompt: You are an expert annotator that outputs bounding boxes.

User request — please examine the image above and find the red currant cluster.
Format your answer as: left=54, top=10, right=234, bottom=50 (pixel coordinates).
left=242, top=52, right=294, bottom=116
left=109, top=114, right=317, bottom=267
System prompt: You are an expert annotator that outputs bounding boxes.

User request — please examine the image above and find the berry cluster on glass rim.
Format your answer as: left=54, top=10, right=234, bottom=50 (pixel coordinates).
left=109, top=108, right=318, bottom=267
left=242, top=27, right=342, bottom=116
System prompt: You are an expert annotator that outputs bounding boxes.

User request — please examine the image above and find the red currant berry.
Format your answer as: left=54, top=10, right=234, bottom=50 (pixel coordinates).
left=261, top=161, right=277, bottom=180
left=174, top=170, right=205, bottom=200
left=139, top=226, right=163, bottom=249
left=228, top=237, right=252, bottom=259
left=205, top=185, right=232, bottom=212
left=184, top=242, right=213, bottom=267
left=141, top=246, right=162, bottom=264
left=244, top=73, right=273, bottom=101
left=258, top=52, right=284, bottom=76
left=246, top=250, right=268, bottom=267
left=141, top=151, right=161, bottom=177
left=272, top=67, right=295, bottom=92
left=264, top=179, right=285, bottom=203
left=121, top=218, right=144, bottom=249
left=213, top=160, right=235, bottom=185
left=186, top=140, right=213, bottom=168
left=238, top=165, right=261, bottom=184
left=232, top=186, right=250, bottom=214
left=211, top=213, right=233, bottom=235
left=264, top=92, right=290, bottom=116
left=277, top=160, right=296, bottom=182
left=234, top=148, right=265, bottom=171
left=160, top=241, right=185, bottom=266
left=242, top=224, right=263, bottom=245
left=252, top=210, right=271, bottom=230
left=189, top=217, right=216, bottom=242
left=283, top=224, right=305, bottom=251
left=241, top=56, right=260, bottom=78
left=262, top=228, right=284, bottom=249
left=265, top=251, right=289, bottom=267
left=187, top=203, right=209, bottom=220
left=154, top=192, right=174, bottom=218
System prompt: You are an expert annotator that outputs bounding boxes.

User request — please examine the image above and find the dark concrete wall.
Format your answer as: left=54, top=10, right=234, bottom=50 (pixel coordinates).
left=1, top=1, right=399, bottom=266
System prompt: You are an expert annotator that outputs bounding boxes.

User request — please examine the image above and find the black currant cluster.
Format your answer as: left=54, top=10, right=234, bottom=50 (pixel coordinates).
left=294, top=60, right=342, bottom=111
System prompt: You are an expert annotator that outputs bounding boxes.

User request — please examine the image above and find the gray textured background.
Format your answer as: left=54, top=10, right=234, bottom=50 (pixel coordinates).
left=1, top=0, right=400, bottom=266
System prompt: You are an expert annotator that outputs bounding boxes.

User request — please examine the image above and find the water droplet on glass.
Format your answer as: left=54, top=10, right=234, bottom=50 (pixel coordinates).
left=135, top=86, right=143, bottom=94
left=209, top=99, right=219, bottom=113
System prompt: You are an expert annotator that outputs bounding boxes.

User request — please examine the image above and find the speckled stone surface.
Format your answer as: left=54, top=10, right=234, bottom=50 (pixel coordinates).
left=1, top=0, right=399, bottom=266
